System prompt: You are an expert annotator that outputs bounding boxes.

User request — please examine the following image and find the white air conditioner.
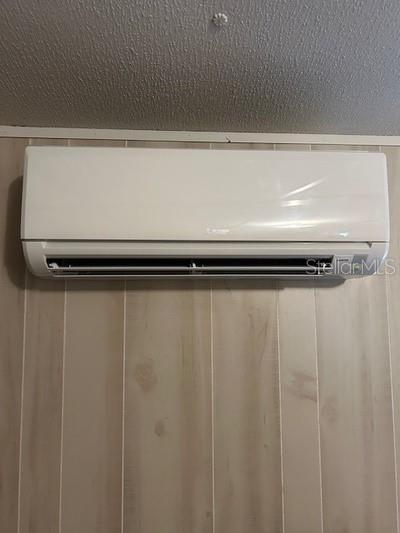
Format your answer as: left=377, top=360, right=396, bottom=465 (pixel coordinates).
left=21, top=146, right=389, bottom=279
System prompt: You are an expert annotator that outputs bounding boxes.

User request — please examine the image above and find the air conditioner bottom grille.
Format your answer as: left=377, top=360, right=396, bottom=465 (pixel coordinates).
left=46, top=256, right=334, bottom=278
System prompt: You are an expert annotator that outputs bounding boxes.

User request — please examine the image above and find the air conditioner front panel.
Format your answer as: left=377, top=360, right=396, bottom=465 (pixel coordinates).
left=22, top=147, right=389, bottom=243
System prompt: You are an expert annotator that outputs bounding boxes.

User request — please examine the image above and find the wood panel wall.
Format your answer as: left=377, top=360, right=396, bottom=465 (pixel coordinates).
left=0, top=138, right=398, bottom=533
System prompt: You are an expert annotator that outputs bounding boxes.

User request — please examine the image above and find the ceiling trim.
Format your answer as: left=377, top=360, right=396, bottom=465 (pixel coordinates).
left=1, top=125, right=400, bottom=145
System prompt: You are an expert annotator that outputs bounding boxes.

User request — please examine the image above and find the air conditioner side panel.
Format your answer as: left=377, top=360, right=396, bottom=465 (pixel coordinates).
left=23, top=241, right=48, bottom=277
left=22, top=147, right=389, bottom=243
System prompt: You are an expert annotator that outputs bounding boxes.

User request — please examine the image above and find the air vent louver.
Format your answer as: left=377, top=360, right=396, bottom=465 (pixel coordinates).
left=46, top=256, right=333, bottom=278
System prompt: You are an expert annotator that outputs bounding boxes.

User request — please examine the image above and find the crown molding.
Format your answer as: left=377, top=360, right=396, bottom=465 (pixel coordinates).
left=1, top=125, right=400, bottom=145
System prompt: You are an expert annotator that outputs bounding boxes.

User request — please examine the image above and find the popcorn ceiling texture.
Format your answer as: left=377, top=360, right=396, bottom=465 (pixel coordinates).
left=1, top=0, right=400, bottom=134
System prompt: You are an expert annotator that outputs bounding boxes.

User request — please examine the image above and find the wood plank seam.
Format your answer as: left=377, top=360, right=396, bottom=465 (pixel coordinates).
left=16, top=268, right=27, bottom=533
left=121, top=281, right=127, bottom=533
left=210, top=282, right=215, bottom=533
left=276, top=286, right=286, bottom=533
left=58, top=282, right=67, bottom=533
left=120, top=139, right=128, bottom=533
left=385, top=270, right=400, bottom=533
left=313, top=286, right=325, bottom=533
left=16, top=136, right=32, bottom=533
left=208, top=141, right=215, bottom=533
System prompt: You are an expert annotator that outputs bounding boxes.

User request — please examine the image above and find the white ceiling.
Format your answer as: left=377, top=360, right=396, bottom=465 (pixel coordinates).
left=1, top=0, right=400, bottom=134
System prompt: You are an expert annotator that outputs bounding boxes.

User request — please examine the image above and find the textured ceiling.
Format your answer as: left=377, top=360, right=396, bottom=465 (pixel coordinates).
left=1, top=0, right=400, bottom=134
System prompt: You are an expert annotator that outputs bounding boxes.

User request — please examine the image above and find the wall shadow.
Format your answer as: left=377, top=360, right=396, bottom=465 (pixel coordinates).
left=125, top=278, right=344, bottom=292
left=4, top=176, right=67, bottom=292
left=4, top=176, right=25, bottom=289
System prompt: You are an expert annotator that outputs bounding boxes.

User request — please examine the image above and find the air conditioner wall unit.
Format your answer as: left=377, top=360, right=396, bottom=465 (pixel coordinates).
left=21, top=146, right=389, bottom=279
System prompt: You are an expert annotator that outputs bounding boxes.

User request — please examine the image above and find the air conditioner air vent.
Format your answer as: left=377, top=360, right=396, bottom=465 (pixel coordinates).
left=46, top=256, right=334, bottom=278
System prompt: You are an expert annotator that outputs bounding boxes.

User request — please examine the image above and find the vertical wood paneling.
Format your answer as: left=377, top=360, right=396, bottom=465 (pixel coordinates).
left=315, top=278, right=397, bottom=533
left=61, top=283, right=124, bottom=533
left=60, top=140, right=125, bottom=533
left=123, top=282, right=212, bottom=533
left=278, top=284, right=323, bottom=533
left=19, top=138, right=67, bottom=533
left=0, top=138, right=28, bottom=533
left=313, top=144, right=397, bottom=532
left=19, top=275, right=65, bottom=533
left=382, top=146, right=400, bottom=529
left=0, top=139, right=27, bottom=532
left=0, top=137, right=398, bottom=533
left=212, top=281, right=282, bottom=533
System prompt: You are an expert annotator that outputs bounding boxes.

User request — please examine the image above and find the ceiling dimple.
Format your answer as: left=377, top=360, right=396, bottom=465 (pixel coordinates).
left=1, top=0, right=400, bottom=134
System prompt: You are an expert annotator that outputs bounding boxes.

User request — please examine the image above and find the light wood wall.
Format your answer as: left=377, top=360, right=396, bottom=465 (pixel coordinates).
left=0, top=137, right=399, bottom=533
